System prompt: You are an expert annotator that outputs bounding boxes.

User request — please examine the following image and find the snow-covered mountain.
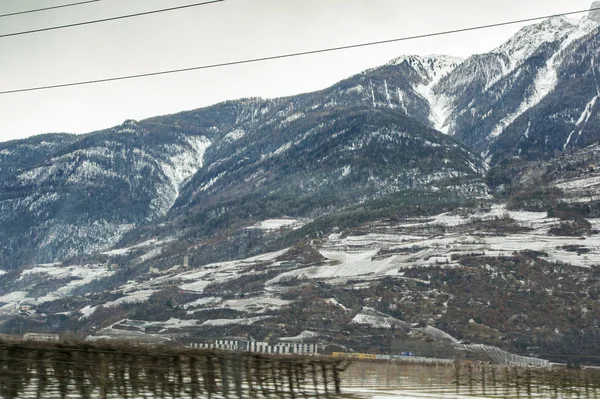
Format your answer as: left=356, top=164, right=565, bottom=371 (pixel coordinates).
left=386, top=55, right=463, bottom=130
left=4, top=3, right=600, bottom=363
left=589, top=0, right=600, bottom=24
left=387, top=55, right=463, bottom=79
left=0, top=120, right=215, bottom=267
left=2, top=7, right=600, bottom=268
left=0, top=91, right=486, bottom=268
left=282, top=53, right=463, bottom=130
left=431, top=9, right=600, bottom=163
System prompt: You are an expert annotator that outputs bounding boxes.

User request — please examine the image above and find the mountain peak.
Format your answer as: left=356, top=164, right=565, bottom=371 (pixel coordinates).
left=387, top=54, right=463, bottom=67
left=495, top=16, right=576, bottom=69
left=588, top=1, right=600, bottom=23
left=387, top=54, right=463, bottom=86
left=113, top=119, right=140, bottom=134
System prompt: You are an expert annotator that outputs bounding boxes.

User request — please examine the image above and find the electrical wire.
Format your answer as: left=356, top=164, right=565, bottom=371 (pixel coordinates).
left=0, top=5, right=599, bottom=95
left=0, top=0, right=224, bottom=39
left=0, top=1, right=101, bottom=18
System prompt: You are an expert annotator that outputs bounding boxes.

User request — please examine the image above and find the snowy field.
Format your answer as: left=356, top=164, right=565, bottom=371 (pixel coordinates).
left=3, top=204, right=600, bottom=332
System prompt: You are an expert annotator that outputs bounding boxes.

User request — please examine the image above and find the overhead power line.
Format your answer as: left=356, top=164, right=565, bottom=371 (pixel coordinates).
left=0, top=0, right=224, bottom=39
left=0, top=1, right=101, bottom=18
left=1, top=6, right=599, bottom=95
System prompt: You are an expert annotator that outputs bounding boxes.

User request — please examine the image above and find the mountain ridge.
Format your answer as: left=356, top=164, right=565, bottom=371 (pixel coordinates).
left=432, top=11, right=600, bottom=162
left=2, top=7, right=600, bottom=266
left=2, top=7, right=600, bottom=362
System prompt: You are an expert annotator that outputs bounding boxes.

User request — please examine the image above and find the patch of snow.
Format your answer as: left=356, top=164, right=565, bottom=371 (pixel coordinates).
left=242, top=249, right=290, bottom=263
left=282, top=112, right=305, bottom=124
left=223, top=129, right=245, bottom=142
left=280, top=331, right=320, bottom=341
left=347, top=84, right=365, bottom=94
left=248, top=218, right=301, bottom=231
left=0, top=291, right=28, bottom=303
left=201, top=316, right=271, bottom=326
left=565, top=95, right=599, bottom=149
left=157, top=135, right=212, bottom=213
left=182, top=296, right=223, bottom=310
left=21, top=263, right=114, bottom=302
left=179, top=280, right=213, bottom=293
left=222, top=296, right=292, bottom=313
left=350, top=307, right=410, bottom=329
left=102, top=290, right=156, bottom=307
left=273, top=142, right=292, bottom=156
left=341, top=165, right=351, bottom=177
left=267, top=250, right=402, bottom=285
left=325, top=298, right=349, bottom=312
left=418, top=326, right=460, bottom=343
left=138, top=247, right=163, bottom=262
left=79, top=305, right=97, bottom=319
left=555, top=175, right=600, bottom=191
left=101, top=237, right=174, bottom=257
left=198, top=171, right=227, bottom=192
left=159, top=318, right=199, bottom=329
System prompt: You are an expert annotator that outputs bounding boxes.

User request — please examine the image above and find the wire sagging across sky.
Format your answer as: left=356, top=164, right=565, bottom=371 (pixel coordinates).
left=0, top=0, right=224, bottom=39
left=1, top=5, right=599, bottom=95
left=0, top=0, right=101, bottom=18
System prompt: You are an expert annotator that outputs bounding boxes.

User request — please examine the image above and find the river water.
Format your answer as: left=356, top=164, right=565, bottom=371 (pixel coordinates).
left=342, top=362, right=600, bottom=398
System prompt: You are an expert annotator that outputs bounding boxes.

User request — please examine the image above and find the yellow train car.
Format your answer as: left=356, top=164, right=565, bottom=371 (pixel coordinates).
left=332, top=352, right=350, bottom=358
left=352, top=353, right=377, bottom=360
left=331, top=352, right=377, bottom=360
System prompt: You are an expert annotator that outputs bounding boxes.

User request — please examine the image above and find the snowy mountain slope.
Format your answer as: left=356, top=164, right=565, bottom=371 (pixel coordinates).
left=488, top=26, right=600, bottom=162
left=161, top=106, right=487, bottom=245
left=398, top=55, right=464, bottom=131
left=0, top=134, right=77, bottom=179
left=288, top=54, right=463, bottom=130
left=432, top=10, right=600, bottom=162
left=0, top=76, right=484, bottom=269
left=0, top=120, right=213, bottom=268
left=500, top=143, right=600, bottom=215
left=589, top=1, right=600, bottom=24
left=495, top=17, right=577, bottom=73
left=3, top=6, right=600, bottom=271
left=2, top=202, right=598, bottom=361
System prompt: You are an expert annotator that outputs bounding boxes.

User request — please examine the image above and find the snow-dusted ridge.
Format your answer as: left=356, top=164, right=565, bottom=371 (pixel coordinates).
left=428, top=10, right=600, bottom=157
left=487, top=17, right=598, bottom=142
left=392, top=55, right=464, bottom=133
left=494, top=17, right=576, bottom=74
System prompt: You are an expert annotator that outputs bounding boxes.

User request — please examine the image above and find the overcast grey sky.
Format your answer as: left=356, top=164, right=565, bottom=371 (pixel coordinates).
left=0, top=0, right=594, bottom=142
